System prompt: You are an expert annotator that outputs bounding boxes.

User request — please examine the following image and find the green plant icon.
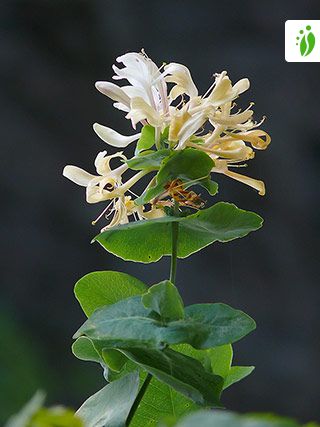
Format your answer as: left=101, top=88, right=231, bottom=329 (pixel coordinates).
left=296, top=25, right=316, bottom=56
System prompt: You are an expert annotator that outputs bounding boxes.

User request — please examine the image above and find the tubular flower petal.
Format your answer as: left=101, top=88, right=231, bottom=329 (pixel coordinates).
left=177, top=112, right=207, bottom=149
left=168, top=109, right=192, bottom=142
left=210, top=109, right=254, bottom=127
left=126, top=97, right=162, bottom=127
left=164, top=63, right=198, bottom=100
left=63, top=166, right=96, bottom=187
left=93, top=123, right=141, bottom=148
left=95, top=81, right=130, bottom=110
left=212, top=160, right=265, bottom=196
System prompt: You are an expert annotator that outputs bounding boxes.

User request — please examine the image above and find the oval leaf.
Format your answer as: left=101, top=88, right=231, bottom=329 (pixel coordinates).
left=142, top=280, right=184, bottom=321
left=75, top=271, right=147, bottom=317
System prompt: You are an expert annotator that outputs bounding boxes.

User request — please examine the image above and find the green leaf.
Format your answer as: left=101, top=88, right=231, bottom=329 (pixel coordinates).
left=76, top=371, right=140, bottom=427
left=142, top=280, right=184, bottom=321
left=72, top=337, right=101, bottom=364
left=173, top=344, right=253, bottom=390
left=106, top=359, right=198, bottom=426
left=127, top=149, right=171, bottom=171
left=184, top=303, right=256, bottom=348
left=101, top=348, right=127, bottom=373
left=224, top=366, right=255, bottom=389
left=72, top=335, right=127, bottom=373
left=75, top=296, right=255, bottom=350
left=94, top=202, right=263, bottom=263
left=121, top=348, right=223, bottom=407
left=196, top=178, right=218, bottom=196
left=135, top=125, right=155, bottom=154
left=107, top=345, right=252, bottom=426
left=172, top=410, right=301, bottom=427
left=136, top=148, right=214, bottom=204
left=75, top=271, right=147, bottom=317
left=130, top=380, right=197, bottom=427
left=172, top=343, right=232, bottom=377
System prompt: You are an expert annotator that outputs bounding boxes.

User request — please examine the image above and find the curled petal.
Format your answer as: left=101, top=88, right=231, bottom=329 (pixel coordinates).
left=94, top=150, right=126, bottom=176
left=208, top=73, right=250, bottom=106
left=126, top=97, right=162, bottom=127
left=93, top=123, right=141, bottom=147
left=164, top=62, right=198, bottom=99
left=86, top=185, right=117, bottom=204
left=95, top=81, right=130, bottom=108
left=210, top=109, right=253, bottom=126
left=63, top=165, right=96, bottom=187
left=211, top=140, right=254, bottom=161
left=230, top=130, right=271, bottom=150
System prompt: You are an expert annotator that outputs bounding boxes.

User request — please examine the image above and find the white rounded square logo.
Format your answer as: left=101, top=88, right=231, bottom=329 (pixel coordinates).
left=285, top=20, right=320, bottom=62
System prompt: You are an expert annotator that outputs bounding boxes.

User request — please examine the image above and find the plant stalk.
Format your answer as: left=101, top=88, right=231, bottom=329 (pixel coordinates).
left=170, top=203, right=180, bottom=285
left=170, top=222, right=179, bottom=284
left=127, top=204, right=180, bottom=425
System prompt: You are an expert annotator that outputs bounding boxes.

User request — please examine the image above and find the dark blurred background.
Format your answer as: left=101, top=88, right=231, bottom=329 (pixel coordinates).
left=1, top=0, right=320, bottom=423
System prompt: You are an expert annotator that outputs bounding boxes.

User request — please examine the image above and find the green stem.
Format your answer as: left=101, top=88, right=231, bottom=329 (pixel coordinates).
left=126, top=373, right=152, bottom=426
left=127, top=204, right=180, bottom=425
left=170, top=203, right=180, bottom=285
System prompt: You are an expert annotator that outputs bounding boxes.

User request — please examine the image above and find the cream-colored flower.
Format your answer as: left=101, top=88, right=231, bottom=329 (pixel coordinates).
left=63, top=151, right=128, bottom=203
left=99, top=197, right=164, bottom=231
left=73, top=52, right=271, bottom=201
left=206, top=71, right=250, bottom=107
left=94, top=51, right=170, bottom=145
left=101, top=196, right=139, bottom=230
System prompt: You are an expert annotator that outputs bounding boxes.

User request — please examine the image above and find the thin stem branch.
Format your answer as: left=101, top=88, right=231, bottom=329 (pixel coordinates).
left=127, top=204, right=180, bottom=425
left=126, top=373, right=152, bottom=426
left=170, top=203, right=180, bottom=285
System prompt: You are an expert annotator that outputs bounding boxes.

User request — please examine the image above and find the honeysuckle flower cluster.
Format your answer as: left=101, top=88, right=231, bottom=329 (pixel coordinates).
left=63, top=51, right=270, bottom=230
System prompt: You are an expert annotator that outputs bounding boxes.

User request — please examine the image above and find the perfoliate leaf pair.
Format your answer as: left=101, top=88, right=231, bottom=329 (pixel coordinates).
left=94, top=202, right=263, bottom=263
left=72, top=270, right=256, bottom=423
